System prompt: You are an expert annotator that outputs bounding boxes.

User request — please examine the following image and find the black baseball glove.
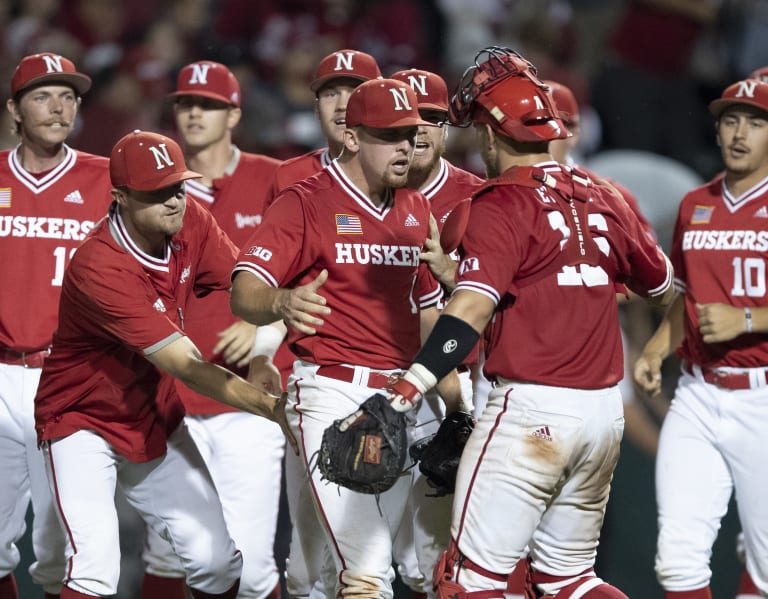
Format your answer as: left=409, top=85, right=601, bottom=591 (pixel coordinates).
left=318, top=393, right=408, bottom=494
left=409, top=411, right=475, bottom=496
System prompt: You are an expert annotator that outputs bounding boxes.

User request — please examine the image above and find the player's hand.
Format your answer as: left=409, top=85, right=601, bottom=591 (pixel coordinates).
left=213, top=321, right=257, bottom=368
left=696, top=302, right=746, bottom=344
left=247, top=354, right=282, bottom=394
left=420, top=215, right=457, bottom=289
left=634, top=352, right=663, bottom=397
left=279, top=269, right=331, bottom=335
left=273, top=392, right=299, bottom=455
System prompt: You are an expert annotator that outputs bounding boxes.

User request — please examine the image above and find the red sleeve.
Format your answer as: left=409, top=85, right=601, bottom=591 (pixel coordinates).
left=66, top=259, right=182, bottom=355
left=187, top=199, right=239, bottom=297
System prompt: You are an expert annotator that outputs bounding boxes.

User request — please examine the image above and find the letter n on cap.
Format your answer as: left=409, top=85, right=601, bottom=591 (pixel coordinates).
left=189, top=63, right=210, bottom=85
left=736, top=80, right=758, bottom=98
left=42, top=55, right=64, bottom=74
left=389, top=87, right=412, bottom=111
left=149, top=144, right=175, bottom=170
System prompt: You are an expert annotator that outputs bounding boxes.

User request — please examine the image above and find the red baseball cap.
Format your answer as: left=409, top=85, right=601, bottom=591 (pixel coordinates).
left=310, top=49, right=381, bottom=93
left=167, top=61, right=240, bottom=106
left=709, top=79, right=768, bottom=118
left=11, top=53, right=91, bottom=98
left=110, top=130, right=201, bottom=191
left=390, top=69, right=449, bottom=112
left=749, top=66, right=768, bottom=83
left=543, top=80, right=580, bottom=127
left=346, top=79, right=434, bottom=129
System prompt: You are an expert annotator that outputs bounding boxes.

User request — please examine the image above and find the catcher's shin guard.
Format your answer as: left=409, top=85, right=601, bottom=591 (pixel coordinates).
left=434, top=540, right=506, bottom=599
left=526, top=566, right=629, bottom=599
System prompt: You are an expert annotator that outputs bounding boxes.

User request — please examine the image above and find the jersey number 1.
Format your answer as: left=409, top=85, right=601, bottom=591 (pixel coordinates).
left=51, top=246, right=77, bottom=286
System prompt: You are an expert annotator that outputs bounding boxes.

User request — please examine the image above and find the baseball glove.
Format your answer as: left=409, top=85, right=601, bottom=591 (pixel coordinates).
left=409, top=411, right=475, bottom=496
left=318, top=393, right=408, bottom=494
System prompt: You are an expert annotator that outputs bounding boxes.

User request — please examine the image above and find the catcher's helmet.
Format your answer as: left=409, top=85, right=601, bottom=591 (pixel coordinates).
left=449, top=47, right=569, bottom=142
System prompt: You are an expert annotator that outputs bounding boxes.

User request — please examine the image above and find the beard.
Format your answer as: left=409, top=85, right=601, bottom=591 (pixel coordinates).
left=383, top=169, right=409, bottom=189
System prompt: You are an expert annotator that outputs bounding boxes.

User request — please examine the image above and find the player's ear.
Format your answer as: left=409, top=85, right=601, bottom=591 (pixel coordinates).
left=111, top=187, right=127, bottom=206
left=6, top=98, right=19, bottom=122
left=227, top=106, right=242, bottom=129
left=343, top=127, right=359, bottom=153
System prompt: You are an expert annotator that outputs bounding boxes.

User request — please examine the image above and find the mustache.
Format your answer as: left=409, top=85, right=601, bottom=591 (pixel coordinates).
left=42, top=119, right=71, bottom=127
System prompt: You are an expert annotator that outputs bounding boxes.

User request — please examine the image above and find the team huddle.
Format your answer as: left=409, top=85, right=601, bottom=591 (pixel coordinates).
left=0, top=42, right=765, bottom=599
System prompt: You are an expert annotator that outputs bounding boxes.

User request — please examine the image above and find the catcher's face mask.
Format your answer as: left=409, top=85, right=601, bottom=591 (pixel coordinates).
left=448, top=46, right=570, bottom=143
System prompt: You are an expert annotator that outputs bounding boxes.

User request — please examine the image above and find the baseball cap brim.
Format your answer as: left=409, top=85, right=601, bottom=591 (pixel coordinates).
left=130, top=169, right=202, bottom=192
left=311, top=73, right=370, bottom=93
left=356, top=114, right=436, bottom=129
left=709, top=97, right=768, bottom=118
left=17, top=72, right=91, bottom=97
left=167, top=89, right=235, bottom=105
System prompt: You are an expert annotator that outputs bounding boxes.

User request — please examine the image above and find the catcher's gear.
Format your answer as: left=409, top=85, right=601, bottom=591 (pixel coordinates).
left=410, top=410, right=475, bottom=496
left=449, top=46, right=568, bottom=143
left=318, top=393, right=408, bottom=494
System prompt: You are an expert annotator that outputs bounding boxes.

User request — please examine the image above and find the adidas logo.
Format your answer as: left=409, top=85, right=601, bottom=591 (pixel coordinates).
left=755, top=206, right=768, bottom=218
left=153, top=298, right=167, bottom=313
left=405, top=213, right=420, bottom=227
left=64, top=190, right=84, bottom=204
left=531, top=425, right=552, bottom=442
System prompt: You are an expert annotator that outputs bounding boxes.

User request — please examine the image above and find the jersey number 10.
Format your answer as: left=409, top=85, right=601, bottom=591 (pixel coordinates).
left=731, top=257, right=766, bottom=298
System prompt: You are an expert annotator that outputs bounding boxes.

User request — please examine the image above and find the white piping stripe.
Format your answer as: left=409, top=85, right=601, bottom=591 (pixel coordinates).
left=185, top=179, right=214, bottom=204
left=8, top=145, right=78, bottom=194
left=327, top=161, right=391, bottom=221
left=420, top=158, right=448, bottom=200
left=111, top=206, right=170, bottom=272
left=232, top=263, right=278, bottom=288
left=721, top=175, right=768, bottom=213
left=455, top=282, right=500, bottom=305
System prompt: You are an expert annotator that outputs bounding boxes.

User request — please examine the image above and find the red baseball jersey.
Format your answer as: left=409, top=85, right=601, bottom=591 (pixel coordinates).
left=234, top=160, right=442, bottom=369
left=672, top=172, right=768, bottom=369
left=0, top=146, right=112, bottom=352
left=264, top=148, right=332, bottom=210
left=176, top=149, right=281, bottom=415
left=35, top=199, right=239, bottom=462
left=456, top=161, right=672, bottom=389
left=423, top=158, right=484, bottom=232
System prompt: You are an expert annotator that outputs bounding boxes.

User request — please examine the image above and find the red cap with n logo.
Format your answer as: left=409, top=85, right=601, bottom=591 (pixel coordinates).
left=310, top=49, right=381, bottom=92
left=709, top=79, right=768, bottom=118
left=168, top=61, right=240, bottom=106
left=346, top=79, right=434, bottom=129
left=11, top=53, right=91, bottom=97
left=390, top=69, right=449, bottom=112
left=110, top=130, right=201, bottom=191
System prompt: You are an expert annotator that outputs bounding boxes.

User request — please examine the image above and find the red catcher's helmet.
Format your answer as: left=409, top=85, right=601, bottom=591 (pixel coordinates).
left=449, top=47, right=569, bottom=143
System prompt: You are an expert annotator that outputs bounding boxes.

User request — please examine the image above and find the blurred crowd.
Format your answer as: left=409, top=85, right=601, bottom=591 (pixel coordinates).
left=0, top=0, right=766, bottom=179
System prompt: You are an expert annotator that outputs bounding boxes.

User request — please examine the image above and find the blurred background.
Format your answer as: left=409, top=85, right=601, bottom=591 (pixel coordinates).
left=8, top=0, right=764, bottom=596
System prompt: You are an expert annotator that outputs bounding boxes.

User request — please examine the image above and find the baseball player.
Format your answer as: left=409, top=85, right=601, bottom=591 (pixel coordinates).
left=230, top=78, right=464, bottom=599
left=388, top=67, right=484, bottom=599
left=384, top=47, right=675, bottom=599
left=137, top=62, right=286, bottom=599
left=260, top=48, right=382, bottom=599
left=749, top=66, right=768, bottom=82
left=634, top=79, right=768, bottom=599
left=0, top=52, right=113, bottom=599
left=33, top=130, right=294, bottom=599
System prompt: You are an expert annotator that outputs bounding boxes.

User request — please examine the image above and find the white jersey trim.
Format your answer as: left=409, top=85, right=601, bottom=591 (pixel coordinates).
left=108, top=203, right=171, bottom=272
left=320, top=148, right=334, bottom=167
left=419, top=158, right=449, bottom=200
left=144, top=331, right=183, bottom=355
left=721, top=174, right=768, bottom=213
left=418, top=283, right=443, bottom=308
left=232, top=262, right=278, bottom=288
left=327, top=160, right=392, bottom=221
left=454, top=281, right=500, bottom=305
left=8, top=144, right=78, bottom=194
left=647, top=256, right=674, bottom=297
left=186, top=179, right=214, bottom=204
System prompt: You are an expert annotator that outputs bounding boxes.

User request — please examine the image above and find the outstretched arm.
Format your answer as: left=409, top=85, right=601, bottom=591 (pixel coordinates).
left=230, top=269, right=330, bottom=334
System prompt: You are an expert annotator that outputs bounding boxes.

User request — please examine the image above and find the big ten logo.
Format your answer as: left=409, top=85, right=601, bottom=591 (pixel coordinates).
left=245, top=245, right=272, bottom=261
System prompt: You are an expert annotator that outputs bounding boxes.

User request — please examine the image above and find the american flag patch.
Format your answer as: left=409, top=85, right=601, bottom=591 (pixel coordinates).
left=691, top=205, right=714, bottom=224
left=0, top=188, right=10, bottom=208
left=336, top=214, right=363, bottom=234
